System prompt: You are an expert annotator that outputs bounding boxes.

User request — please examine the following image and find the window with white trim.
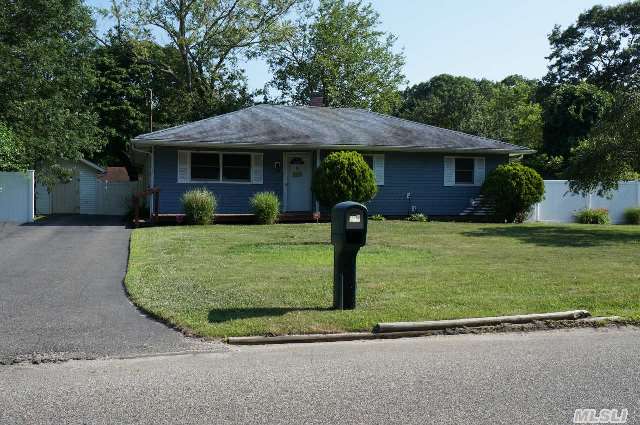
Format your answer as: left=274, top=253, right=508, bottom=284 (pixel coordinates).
left=443, top=156, right=485, bottom=187
left=454, top=158, right=474, bottom=185
left=191, top=152, right=220, bottom=181
left=221, top=154, right=251, bottom=182
left=178, top=150, right=262, bottom=184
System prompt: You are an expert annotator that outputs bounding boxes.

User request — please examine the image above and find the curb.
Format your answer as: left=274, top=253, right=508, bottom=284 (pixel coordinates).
left=227, top=310, right=599, bottom=345
left=374, top=310, right=591, bottom=333
left=227, top=330, right=447, bottom=345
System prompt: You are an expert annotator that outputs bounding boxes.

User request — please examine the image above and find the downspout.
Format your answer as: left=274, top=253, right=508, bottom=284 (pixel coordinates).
left=315, top=149, right=321, bottom=214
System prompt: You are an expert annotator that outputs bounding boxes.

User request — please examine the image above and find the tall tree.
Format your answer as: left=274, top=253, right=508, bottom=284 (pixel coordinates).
left=545, top=1, right=640, bottom=91
left=116, top=0, right=296, bottom=121
left=0, top=0, right=104, bottom=186
left=474, top=76, right=543, bottom=150
left=541, top=82, right=613, bottom=158
left=567, top=92, right=640, bottom=195
left=93, top=35, right=156, bottom=169
left=92, top=0, right=260, bottom=173
left=266, top=0, right=406, bottom=113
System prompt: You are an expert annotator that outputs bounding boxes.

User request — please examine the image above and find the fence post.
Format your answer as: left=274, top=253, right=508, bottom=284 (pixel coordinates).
left=27, top=170, right=35, bottom=222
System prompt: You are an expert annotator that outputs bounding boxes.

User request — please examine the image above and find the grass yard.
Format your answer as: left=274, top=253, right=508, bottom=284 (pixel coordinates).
left=125, top=221, right=640, bottom=338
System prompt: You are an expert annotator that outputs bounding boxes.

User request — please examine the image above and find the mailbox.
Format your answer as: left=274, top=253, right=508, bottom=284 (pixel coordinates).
left=331, top=201, right=368, bottom=310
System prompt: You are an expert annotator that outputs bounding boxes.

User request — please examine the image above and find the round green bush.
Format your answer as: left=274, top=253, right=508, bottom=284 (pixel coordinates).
left=181, top=188, right=216, bottom=225
left=624, top=207, right=640, bottom=225
left=481, top=162, right=545, bottom=223
left=575, top=208, right=611, bottom=224
left=311, top=151, right=377, bottom=208
left=250, top=192, right=280, bottom=224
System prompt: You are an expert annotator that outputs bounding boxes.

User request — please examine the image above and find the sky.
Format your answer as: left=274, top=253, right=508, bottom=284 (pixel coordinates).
left=89, top=0, right=628, bottom=91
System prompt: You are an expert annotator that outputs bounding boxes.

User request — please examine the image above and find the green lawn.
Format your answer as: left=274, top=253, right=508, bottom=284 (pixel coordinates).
left=125, top=221, right=640, bottom=338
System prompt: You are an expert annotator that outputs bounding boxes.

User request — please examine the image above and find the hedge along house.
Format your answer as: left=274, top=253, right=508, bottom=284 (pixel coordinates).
left=132, top=104, right=534, bottom=218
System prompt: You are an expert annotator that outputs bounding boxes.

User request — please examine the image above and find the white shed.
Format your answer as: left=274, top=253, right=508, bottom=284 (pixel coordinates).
left=36, top=159, right=141, bottom=216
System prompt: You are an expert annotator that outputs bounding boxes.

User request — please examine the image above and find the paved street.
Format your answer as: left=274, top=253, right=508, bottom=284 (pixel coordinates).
left=0, top=215, right=222, bottom=364
left=1, top=327, right=638, bottom=424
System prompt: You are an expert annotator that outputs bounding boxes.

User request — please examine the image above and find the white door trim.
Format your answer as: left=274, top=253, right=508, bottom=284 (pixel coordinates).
left=283, top=151, right=312, bottom=212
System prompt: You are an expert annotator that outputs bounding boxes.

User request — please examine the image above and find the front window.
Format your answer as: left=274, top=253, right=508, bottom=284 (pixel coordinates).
left=189, top=152, right=251, bottom=182
left=222, top=154, right=251, bottom=182
left=455, top=158, right=474, bottom=185
left=191, top=153, right=220, bottom=181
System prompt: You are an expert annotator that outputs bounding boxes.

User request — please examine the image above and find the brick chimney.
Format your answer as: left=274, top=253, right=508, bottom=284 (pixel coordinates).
left=309, top=91, right=325, bottom=107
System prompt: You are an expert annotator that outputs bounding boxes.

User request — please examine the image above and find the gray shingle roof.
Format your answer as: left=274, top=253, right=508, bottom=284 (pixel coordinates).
left=133, top=104, right=534, bottom=154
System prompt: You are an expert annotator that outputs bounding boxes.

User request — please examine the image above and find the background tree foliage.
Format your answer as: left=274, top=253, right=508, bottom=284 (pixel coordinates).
left=541, top=82, right=613, bottom=158
left=567, top=92, right=640, bottom=195
left=0, top=0, right=104, bottom=186
left=0, top=123, right=28, bottom=172
left=545, top=1, right=640, bottom=91
left=399, top=74, right=543, bottom=150
left=543, top=1, right=639, bottom=191
left=93, top=34, right=156, bottom=170
left=120, top=0, right=296, bottom=120
left=266, top=0, right=405, bottom=113
left=400, top=75, right=484, bottom=135
left=91, top=0, right=291, bottom=171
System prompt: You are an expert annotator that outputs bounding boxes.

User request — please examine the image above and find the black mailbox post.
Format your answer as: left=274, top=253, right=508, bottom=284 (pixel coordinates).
left=331, top=201, right=368, bottom=310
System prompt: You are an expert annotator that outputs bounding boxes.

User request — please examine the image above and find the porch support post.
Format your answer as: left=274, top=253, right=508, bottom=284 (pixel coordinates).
left=315, top=149, right=321, bottom=213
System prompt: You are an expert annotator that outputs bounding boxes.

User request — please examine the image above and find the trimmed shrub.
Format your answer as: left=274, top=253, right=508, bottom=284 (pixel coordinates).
left=575, top=208, right=610, bottom=224
left=312, top=151, right=377, bottom=208
left=250, top=192, right=280, bottom=224
left=481, top=162, right=545, bottom=223
left=406, top=213, right=428, bottom=222
left=624, top=208, right=640, bottom=225
left=181, top=188, right=216, bottom=225
left=370, top=214, right=385, bottom=221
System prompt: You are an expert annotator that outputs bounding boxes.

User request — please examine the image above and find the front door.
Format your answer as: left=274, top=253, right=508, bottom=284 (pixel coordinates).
left=285, top=152, right=312, bottom=212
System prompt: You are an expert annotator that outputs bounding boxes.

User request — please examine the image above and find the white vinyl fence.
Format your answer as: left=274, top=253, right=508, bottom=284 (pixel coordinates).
left=0, top=171, right=34, bottom=223
left=36, top=179, right=142, bottom=216
left=530, top=180, right=640, bottom=224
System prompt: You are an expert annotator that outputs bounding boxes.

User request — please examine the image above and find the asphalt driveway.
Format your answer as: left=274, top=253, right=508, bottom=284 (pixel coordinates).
left=0, top=215, right=221, bottom=364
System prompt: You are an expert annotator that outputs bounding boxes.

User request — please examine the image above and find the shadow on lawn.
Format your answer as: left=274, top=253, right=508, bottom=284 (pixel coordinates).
left=208, top=307, right=331, bottom=323
left=250, top=241, right=330, bottom=247
left=463, top=225, right=639, bottom=247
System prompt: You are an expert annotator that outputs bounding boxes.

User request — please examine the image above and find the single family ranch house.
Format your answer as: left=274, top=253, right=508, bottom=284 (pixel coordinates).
left=132, top=103, right=533, bottom=218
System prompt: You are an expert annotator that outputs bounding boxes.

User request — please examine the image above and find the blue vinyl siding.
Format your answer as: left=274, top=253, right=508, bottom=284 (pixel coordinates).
left=364, top=152, right=506, bottom=216
left=154, top=147, right=508, bottom=216
left=154, top=147, right=283, bottom=214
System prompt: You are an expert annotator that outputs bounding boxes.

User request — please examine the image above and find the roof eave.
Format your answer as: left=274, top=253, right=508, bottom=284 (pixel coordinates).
left=132, top=139, right=534, bottom=155
left=79, top=158, right=105, bottom=173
